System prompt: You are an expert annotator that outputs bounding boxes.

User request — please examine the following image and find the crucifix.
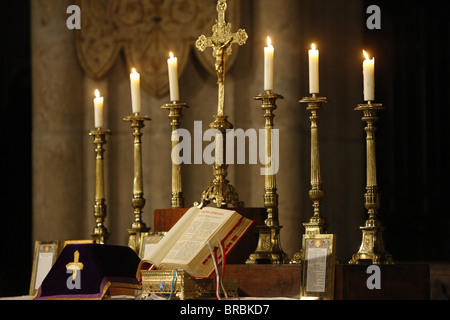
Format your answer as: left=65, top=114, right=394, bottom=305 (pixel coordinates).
left=194, top=0, right=247, bottom=208
left=196, top=0, right=248, bottom=116
left=66, top=250, right=84, bottom=282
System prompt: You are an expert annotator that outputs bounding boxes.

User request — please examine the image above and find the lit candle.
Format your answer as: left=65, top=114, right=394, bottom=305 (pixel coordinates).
left=130, top=68, right=141, bottom=114
left=93, top=89, right=104, bottom=129
left=363, top=50, right=375, bottom=101
left=167, top=52, right=179, bottom=102
left=264, top=36, right=274, bottom=91
left=309, top=43, right=319, bottom=94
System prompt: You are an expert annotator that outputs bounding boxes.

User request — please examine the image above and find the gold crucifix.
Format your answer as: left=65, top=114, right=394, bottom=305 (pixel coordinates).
left=66, top=250, right=84, bottom=282
left=196, top=0, right=248, bottom=116
left=193, top=0, right=245, bottom=209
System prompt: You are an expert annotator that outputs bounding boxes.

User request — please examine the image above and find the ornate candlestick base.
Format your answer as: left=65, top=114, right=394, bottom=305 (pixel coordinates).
left=246, top=225, right=289, bottom=264
left=195, top=115, right=244, bottom=209
left=349, top=102, right=393, bottom=265
left=88, top=128, right=111, bottom=244
left=302, top=215, right=327, bottom=235
left=246, top=91, right=289, bottom=264
left=348, top=203, right=393, bottom=264
left=161, top=102, right=189, bottom=208
left=124, top=114, right=151, bottom=253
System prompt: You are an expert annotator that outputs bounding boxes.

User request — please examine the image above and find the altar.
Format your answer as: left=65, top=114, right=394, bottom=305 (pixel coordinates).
left=16, top=207, right=435, bottom=301
left=0, top=262, right=438, bottom=300
left=153, top=208, right=432, bottom=300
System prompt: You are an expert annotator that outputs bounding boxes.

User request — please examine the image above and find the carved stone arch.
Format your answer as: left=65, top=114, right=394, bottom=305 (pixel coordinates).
left=74, top=0, right=242, bottom=98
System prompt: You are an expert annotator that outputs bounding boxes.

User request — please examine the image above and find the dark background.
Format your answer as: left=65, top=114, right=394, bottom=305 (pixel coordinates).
left=0, top=0, right=449, bottom=297
left=364, top=0, right=450, bottom=262
left=0, top=1, right=32, bottom=297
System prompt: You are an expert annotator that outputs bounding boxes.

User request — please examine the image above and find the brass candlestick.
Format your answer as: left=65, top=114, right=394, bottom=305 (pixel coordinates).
left=123, top=113, right=151, bottom=253
left=246, top=91, right=289, bottom=264
left=301, top=93, right=328, bottom=234
left=161, top=102, right=188, bottom=208
left=195, top=0, right=247, bottom=209
left=88, top=128, right=111, bottom=244
left=291, top=93, right=328, bottom=264
left=349, top=101, right=393, bottom=265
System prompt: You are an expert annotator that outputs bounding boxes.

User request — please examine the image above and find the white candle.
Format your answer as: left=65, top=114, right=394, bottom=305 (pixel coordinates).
left=363, top=50, right=375, bottom=101
left=264, top=36, right=274, bottom=91
left=309, top=43, right=319, bottom=94
left=93, top=89, right=104, bottom=129
left=167, top=52, right=180, bottom=102
left=130, top=68, right=141, bottom=114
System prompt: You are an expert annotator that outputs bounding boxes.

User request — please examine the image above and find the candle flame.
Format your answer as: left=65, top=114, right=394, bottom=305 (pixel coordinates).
left=311, top=43, right=316, bottom=50
left=95, top=89, right=100, bottom=99
left=169, top=52, right=174, bottom=59
left=267, top=36, right=272, bottom=47
left=131, top=68, right=137, bottom=75
left=363, top=50, right=370, bottom=60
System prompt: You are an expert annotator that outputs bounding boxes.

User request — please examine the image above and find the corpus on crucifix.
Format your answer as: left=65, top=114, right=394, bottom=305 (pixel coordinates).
left=196, top=0, right=248, bottom=116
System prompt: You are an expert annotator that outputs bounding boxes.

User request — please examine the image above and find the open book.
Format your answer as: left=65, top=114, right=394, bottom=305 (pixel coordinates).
left=137, top=207, right=253, bottom=278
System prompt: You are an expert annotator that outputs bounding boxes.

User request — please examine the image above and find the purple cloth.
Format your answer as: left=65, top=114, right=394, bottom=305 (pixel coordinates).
left=33, top=244, right=141, bottom=300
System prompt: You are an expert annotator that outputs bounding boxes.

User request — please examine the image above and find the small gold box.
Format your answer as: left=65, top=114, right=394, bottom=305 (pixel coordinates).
left=140, top=269, right=238, bottom=300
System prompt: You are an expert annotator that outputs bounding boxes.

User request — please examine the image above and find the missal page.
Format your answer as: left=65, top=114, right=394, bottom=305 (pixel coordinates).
left=162, top=207, right=233, bottom=266
left=142, top=207, right=200, bottom=266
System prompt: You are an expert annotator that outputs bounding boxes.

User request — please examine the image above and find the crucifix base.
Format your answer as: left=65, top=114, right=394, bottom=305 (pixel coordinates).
left=195, top=115, right=244, bottom=209
left=195, top=164, right=244, bottom=209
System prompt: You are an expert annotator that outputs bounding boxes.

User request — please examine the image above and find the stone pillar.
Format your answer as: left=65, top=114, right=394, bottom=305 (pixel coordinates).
left=32, top=0, right=85, bottom=242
